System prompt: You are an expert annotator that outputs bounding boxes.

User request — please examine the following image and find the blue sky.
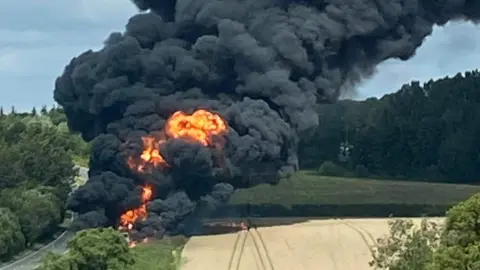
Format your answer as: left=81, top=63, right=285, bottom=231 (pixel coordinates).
left=0, top=1, right=479, bottom=111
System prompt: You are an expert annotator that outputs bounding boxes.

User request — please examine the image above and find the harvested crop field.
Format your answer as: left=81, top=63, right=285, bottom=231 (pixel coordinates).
left=181, top=217, right=444, bottom=270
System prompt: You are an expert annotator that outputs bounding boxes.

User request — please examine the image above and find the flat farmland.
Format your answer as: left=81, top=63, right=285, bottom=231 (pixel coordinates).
left=180, top=172, right=477, bottom=269
left=181, top=217, right=444, bottom=270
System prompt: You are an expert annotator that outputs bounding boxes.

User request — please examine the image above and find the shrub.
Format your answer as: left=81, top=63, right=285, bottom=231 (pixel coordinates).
left=317, top=161, right=347, bottom=177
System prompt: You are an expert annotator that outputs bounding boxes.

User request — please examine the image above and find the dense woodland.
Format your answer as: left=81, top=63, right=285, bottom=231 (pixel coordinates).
left=0, top=107, right=89, bottom=262
left=300, top=70, right=480, bottom=183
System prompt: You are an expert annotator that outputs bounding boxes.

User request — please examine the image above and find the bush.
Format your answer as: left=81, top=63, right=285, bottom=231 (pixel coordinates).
left=317, top=161, right=348, bottom=177
left=0, top=208, right=25, bottom=261
left=354, top=164, right=369, bottom=177
left=369, top=219, right=442, bottom=270
left=1, top=188, right=64, bottom=245
left=430, top=193, right=480, bottom=269
left=38, top=228, right=135, bottom=270
left=370, top=193, right=480, bottom=270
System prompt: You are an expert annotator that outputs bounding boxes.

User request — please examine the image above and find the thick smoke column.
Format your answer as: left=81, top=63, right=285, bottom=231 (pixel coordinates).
left=55, top=0, right=480, bottom=237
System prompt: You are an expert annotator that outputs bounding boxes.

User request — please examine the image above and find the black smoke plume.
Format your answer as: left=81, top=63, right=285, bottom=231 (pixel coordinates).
left=55, top=0, right=480, bottom=236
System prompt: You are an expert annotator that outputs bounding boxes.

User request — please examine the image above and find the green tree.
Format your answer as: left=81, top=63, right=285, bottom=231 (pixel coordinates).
left=16, top=124, right=76, bottom=195
left=0, top=142, right=27, bottom=188
left=37, top=253, right=77, bottom=270
left=41, top=105, right=48, bottom=115
left=370, top=193, right=480, bottom=270
left=38, top=228, right=135, bottom=270
left=317, top=161, right=348, bottom=177
left=19, top=189, right=63, bottom=244
left=430, top=194, right=480, bottom=269
left=0, top=188, right=63, bottom=245
left=298, top=70, right=480, bottom=184
left=2, top=120, right=27, bottom=144
left=0, top=208, right=25, bottom=261
left=369, top=219, right=442, bottom=270
left=0, top=108, right=82, bottom=259
left=48, top=107, right=67, bottom=126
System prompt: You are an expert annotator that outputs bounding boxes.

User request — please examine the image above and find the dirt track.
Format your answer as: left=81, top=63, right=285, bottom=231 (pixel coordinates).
left=181, top=217, right=444, bottom=270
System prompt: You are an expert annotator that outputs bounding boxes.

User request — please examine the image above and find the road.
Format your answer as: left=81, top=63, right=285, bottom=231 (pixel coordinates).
left=181, top=217, right=445, bottom=270
left=0, top=166, right=88, bottom=270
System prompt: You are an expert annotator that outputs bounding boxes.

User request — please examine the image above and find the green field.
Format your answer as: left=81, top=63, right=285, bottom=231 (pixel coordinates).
left=231, top=171, right=480, bottom=205
left=129, top=236, right=187, bottom=270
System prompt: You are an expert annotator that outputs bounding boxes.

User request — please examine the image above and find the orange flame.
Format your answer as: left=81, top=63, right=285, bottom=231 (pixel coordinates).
left=165, top=109, right=227, bottom=146
left=139, top=137, right=167, bottom=167
left=119, top=185, right=152, bottom=230
left=127, top=136, right=168, bottom=172
left=127, top=109, right=227, bottom=172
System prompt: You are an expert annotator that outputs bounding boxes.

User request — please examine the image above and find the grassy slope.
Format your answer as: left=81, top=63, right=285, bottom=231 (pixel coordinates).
left=129, top=236, right=188, bottom=270
left=230, top=171, right=480, bottom=206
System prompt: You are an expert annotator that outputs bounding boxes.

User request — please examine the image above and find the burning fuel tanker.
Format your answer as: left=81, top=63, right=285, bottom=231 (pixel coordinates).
left=55, top=0, right=480, bottom=245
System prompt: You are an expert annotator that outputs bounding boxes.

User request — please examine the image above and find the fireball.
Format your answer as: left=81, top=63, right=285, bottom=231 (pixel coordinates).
left=165, top=109, right=227, bottom=146
left=127, top=109, right=227, bottom=173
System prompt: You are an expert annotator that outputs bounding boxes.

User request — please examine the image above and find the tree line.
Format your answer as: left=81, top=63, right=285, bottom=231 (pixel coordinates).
left=0, top=107, right=89, bottom=262
left=299, top=70, right=480, bottom=184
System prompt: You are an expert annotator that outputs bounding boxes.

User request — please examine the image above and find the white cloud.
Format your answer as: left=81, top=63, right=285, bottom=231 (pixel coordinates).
left=74, top=0, right=138, bottom=25
left=356, top=21, right=480, bottom=99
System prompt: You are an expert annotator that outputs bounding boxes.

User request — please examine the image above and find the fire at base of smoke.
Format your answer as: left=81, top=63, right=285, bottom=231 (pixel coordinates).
left=58, top=0, right=480, bottom=248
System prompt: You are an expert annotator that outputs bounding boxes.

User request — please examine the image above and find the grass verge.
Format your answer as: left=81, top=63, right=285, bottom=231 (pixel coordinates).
left=129, top=236, right=188, bottom=270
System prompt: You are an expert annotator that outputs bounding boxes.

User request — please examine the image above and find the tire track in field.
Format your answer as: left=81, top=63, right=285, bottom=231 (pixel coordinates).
left=226, top=223, right=275, bottom=270
left=227, top=230, right=248, bottom=270
left=250, top=226, right=275, bottom=270
left=341, top=221, right=376, bottom=256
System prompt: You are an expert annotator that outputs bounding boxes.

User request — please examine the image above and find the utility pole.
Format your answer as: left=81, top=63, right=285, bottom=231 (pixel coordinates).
left=338, top=125, right=353, bottom=163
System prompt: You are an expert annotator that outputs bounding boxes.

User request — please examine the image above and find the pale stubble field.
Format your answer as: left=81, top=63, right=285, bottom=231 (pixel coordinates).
left=181, top=217, right=445, bottom=270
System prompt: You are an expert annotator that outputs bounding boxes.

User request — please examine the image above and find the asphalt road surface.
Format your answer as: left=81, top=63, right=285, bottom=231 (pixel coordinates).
left=0, top=166, right=88, bottom=270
